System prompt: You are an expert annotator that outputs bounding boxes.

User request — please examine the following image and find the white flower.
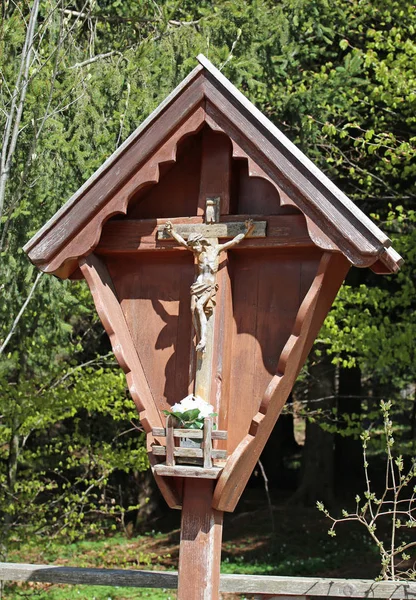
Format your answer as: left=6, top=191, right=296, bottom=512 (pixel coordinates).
left=180, top=394, right=199, bottom=411
left=195, top=397, right=215, bottom=418
left=171, top=394, right=214, bottom=418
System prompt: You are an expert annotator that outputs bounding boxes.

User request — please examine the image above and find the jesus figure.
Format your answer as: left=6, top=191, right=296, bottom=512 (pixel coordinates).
left=164, top=219, right=254, bottom=352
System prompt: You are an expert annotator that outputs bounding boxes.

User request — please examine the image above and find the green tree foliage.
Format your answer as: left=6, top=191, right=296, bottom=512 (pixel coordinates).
left=0, top=0, right=414, bottom=549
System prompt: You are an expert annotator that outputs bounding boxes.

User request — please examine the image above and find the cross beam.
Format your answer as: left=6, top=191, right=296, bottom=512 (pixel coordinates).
left=157, top=221, right=266, bottom=240
left=96, top=215, right=314, bottom=254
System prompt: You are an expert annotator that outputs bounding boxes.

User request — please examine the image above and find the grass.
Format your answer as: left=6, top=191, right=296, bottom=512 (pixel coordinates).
left=7, top=584, right=176, bottom=599
left=2, top=490, right=383, bottom=599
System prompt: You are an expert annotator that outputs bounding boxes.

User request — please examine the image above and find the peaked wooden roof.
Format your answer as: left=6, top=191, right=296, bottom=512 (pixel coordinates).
left=24, top=54, right=402, bottom=277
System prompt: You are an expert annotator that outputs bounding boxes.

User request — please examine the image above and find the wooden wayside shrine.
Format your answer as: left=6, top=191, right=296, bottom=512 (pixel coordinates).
left=24, top=55, right=402, bottom=600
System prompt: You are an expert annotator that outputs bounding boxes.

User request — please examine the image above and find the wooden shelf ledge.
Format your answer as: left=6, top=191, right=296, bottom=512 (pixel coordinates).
left=152, top=464, right=223, bottom=479
left=152, top=446, right=226, bottom=460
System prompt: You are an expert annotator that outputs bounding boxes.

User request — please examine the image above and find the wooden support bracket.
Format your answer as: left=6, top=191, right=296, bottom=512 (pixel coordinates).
left=212, top=252, right=351, bottom=512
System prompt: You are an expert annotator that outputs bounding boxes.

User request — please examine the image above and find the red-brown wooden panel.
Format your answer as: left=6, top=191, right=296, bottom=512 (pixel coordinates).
left=127, top=132, right=203, bottom=219
left=210, top=254, right=233, bottom=449
left=213, top=252, right=350, bottom=512
left=235, top=161, right=283, bottom=215
left=96, top=124, right=330, bottom=465
left=197, top=127, right=232, bottom=215
left=226, top=248, right=322, bottom=453
left=96, top=214, right=314, bottom=254
left=105, top=252, right=195, bottom=412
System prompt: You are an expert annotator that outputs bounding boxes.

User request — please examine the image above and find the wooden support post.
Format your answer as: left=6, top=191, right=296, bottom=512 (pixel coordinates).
left=166, top=416, right=175, bottom=467
left=177, top=478, right=223, bottom=600
left=203, top=417, right=213, bottom=469
left=194, top=305, right=215, bottom=401
left=176, top=128, right=231, bottom=599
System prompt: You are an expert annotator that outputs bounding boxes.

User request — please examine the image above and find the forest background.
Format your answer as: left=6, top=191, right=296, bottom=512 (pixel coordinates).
left=0, top=0, right=415, bottom=590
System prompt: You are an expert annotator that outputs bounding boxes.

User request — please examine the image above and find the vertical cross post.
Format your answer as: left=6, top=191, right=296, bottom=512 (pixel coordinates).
left=203, top=417, right=213, bottom=470
left=177, top=257, right=223, bottom=599
left=166, top=416, right=175, bottom=467
left=176, top=129, right=229, bottom=600
left=178, top=479, right=223, bottom=600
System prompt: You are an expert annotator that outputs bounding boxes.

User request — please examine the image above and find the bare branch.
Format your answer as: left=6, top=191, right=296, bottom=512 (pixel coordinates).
left=0, top=271, right=43, bottom=356
left=168, top=19, right=201, bottom=26
left=219, top=28, right=242, bottom=72
left=319, top=402, right=416, bottom=581
left=62, top=8, right=158, bottom=23
left=47, top=352, right=115, bottom=391
left=115, top=81, right=131, bottom=149
left=257, top=459, right=275, bottom=533
left=0, top=0, right=40, bottom=223
left=69, top=50, right=122, bottom=69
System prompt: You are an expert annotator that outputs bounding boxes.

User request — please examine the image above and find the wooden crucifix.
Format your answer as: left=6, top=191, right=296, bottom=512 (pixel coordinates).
left=162, top=215, right=257, bottom=353
left=24, top=55, right=402, bottom=600
left=159, top=214, right=262, bottom=416
left=154, top=210, right=264, bottom=599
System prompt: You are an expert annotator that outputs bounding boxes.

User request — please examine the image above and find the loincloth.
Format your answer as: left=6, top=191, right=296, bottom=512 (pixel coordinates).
left=191, top=281, right=219, bottom=312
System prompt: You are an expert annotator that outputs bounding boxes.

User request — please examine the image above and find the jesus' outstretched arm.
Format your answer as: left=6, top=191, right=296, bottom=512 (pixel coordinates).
left=163, top=221, right=191, bottom=250
left=217, top=219, right=254, bottom=252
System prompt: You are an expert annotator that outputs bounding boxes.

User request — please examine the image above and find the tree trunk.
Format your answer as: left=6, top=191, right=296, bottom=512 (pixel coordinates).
left=292, top=350, right=335, bottom=506
left=134, top=468, right=164, bottom=533
left=259, top=394, right=299, bottom=489
left=334, top=364, right=364, bottom=491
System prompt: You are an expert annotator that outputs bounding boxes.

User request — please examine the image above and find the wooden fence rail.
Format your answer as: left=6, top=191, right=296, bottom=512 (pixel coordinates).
left=1, top=563, right=416, bottom=599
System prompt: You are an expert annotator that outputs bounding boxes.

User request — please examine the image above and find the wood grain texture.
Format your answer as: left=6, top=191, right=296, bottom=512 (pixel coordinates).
left=220, top=575, right=416, bottom=597
left=198, top=127, right=232, bottom=215
left=152, top=447, right=226, bottom=459
left=210, top=253, right=233, bottom=452
left=166, top=416, right=175, bottom=467
left=225, top=249, right=321, bottom=455
left=79, top=253, right=183, bottom=510
left=152, top=428, right=227, bottom=440
left=177, top=479, right=223, bottom=600
left=157, top=221, right=267, bottom=239
left=28, top=103, right=206, bottom=277
left=97, top=215, right=314, bottom=254
left=3, top=562, right=416, bottom=598
left=105, top=252, right=194, bottom=413
left=153, top=465, right=223, bottom=479
left=25, top=57, right=402, bottom=276
left=79, top=254, right=160, bottom=432
left=198, top=56, right=401, bottom=272
left=191, top=125, right=235, bottom=418
left=213, top=253, right=351, bottom=512
left=127, top=130, right=203, bottom=219
left=203, top=418, right=213, bottom=468
left=151, top=417, right=226, bottom=467
left=206, top=111, right=349, bottom=253
left=203, top=88, right=400, bottom=271
left=370, top=246, right=403, bottom=274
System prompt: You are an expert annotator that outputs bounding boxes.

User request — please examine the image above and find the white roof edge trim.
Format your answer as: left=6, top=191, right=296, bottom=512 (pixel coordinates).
left=385, top=246, right=404, bottom=265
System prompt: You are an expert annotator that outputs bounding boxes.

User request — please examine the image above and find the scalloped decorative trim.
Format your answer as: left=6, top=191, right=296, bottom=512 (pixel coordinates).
left=39, top=108, right=206, bottom=276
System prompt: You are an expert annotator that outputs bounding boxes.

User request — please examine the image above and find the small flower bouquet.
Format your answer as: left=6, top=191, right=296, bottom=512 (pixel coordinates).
left=163, top=394, right=217, bottom=429
left=153, top=394, right=227, bottom=469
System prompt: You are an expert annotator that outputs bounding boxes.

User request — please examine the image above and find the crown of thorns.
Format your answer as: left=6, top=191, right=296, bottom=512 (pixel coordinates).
left=187, top=233, right=208, bottom=245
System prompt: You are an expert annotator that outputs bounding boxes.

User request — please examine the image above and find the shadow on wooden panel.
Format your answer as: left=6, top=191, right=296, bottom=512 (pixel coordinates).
left=105, top=252, right=195, bottom=412
left=127, top=130, right=203, bottom=219
left=125, top=124, right=305, bottom=221
left=226, top=248, right=323, bottom=453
